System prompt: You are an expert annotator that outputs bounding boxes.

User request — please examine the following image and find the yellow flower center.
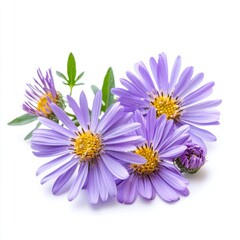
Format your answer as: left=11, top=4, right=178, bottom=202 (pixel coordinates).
left=151, top=94, right=181, bottom=120
left=73, top=131, right=102, bottom=161
left=37, top=92, right=55, bottom=115
left=132, top=144, right=159, bottom=175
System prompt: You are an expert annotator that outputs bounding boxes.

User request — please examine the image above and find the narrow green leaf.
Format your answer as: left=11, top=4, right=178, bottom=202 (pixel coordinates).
left=8, top=114, right=37, bottom=126
left=91, top=85, right=100, bottom=95
left=74, top=83, right=84, bottom=86
left=101, top=67, right=115, bottom=111
left=24, top=122, right=41, bottom=140
left=56, top=71, right=68, bottom=81
left=67, top=52, right=76, bottom=87
left=75, top=72, right=84, bottom=82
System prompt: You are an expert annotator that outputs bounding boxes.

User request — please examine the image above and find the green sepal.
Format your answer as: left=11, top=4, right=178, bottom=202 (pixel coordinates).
left=101, top=67, right=115, bottom=112
left=91, top=85, right=100, bottom=95
left=74, top=83, right=84, bottom=86
left=75, top=72, right=84, bottom=83
left=8, top=114, right=37, bottom=126
left=67, top=52, right=76, bottom=88
left=56, top=71, right=68, bottom=81
left=24, top=122, right=41, bottom=140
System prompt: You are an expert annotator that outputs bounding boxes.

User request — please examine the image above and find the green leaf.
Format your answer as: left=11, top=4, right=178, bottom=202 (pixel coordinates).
left=74, top=83, right=84, bottom=86
left=101, top=67, right=115, bottom=111
left=24, top=122, right=41, bottom=141
left=67, top=52, right=76, bottom=87
left=75, top=72, right=84, bottom=82
left=91, top=85, right=100, bottom=95
left=56, top=71, right=68, bottom=81
left=8, top=114, right=37, bottom=126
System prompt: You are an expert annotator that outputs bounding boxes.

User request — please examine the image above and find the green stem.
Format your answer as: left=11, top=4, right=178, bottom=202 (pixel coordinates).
left=70, top=86, right=73, bottom=96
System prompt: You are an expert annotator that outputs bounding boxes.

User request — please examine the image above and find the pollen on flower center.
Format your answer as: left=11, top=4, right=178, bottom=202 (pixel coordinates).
left=151, top=93, right=181, bottom=120
left=73, top=131, right=102, bottom=161
left=37, top=92, right=55, bottom=115
left=132, top=144, right=159, bottom=175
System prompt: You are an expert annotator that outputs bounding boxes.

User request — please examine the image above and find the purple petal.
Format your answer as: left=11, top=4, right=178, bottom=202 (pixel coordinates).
left=31, top=143, right=67, bottom=151
left=52, top=164, right=77, bottom=195
left=38, top=117, right=75, bottom=138
left=104, top=135, right=144, bottom=145
left=98, top=159, right=117, bottom=196
left=79, top=91, right=90, bottom=128
left=68, top=162, right=88, bottom=201
left=124, top=175, right=138, bottom=204
left=173, top=66, right=194, bottom=97
left=183, top=82, right=215, bottom=106
left=161, top=161, right=188, bottom=178
left=67, top=95, right=87, bottom=130
left=50, top=103, right=78, bottom=132
left=133, top=110, right=147, bottom=139
left=87, top=164, right=100, bottom=204
left=107, top=151, right=146, bottom=164
left=160, top=125, right=189, bottom=151
left=181, top=113, right=220, bottom=124
left=159, top=167, right=188, bottom=191
left=117, top=174, right=138, bottom=204
left=90, top=91, right=102, bottom=132
left=152, top=114, right=167, bottom=148
left=103, top=122, right=140, bottom=140
left=125, top=72, right=149, bottom=97
left=101, top=154, right=129, bottom=179
left=40, top=157, right=78, bottom=184
left=36, top=153, right=71, bottom=176
left=138, top=62, right=156, bottom=91
left=33, top=148, right=69, bottom=157
left=103, top=144, right=136, bottom=152
left=33, top=129, right=69, bottom=140
left=169, top=55, right=181, bottom=92
left=96, top=162, right=109, bottom=201
left=186, top=123, right=217, bottom=142
left=146, top=107, right=156, bottom=143
left=119, top=78, right=147, bottom=98
left=150, top=173, right=180, bottom=202
left=161, top=119, right=174, bottom=143
left=183, top=99, right=222, bottom=112
left=157, top=53, right=169, bottom=93
left=149, top=57, right=158, bottom=85
left=118, top=96, right=147, bottom=108
left=160, top=145, right=187, bottom=159
left=138, top=176, right=154, bottom=199
left=179, top=72, right=204, bottom=98
left=96, top=102, right=122, bottom=133
left=31, top=136, right=70, bottom=146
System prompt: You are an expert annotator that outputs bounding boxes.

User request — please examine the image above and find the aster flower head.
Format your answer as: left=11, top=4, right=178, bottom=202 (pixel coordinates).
left=175, top=143, right=206, bottom=174
left=23, top=69, right=65, bottom=119
left=117, top=107, right=190, bottom=204
left=31, top=91, right=146, bottom=204
left=112, top=53, right=222, bottom=150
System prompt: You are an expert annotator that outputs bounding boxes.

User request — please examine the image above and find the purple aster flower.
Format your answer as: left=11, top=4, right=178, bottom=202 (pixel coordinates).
left=112, top=53, right=222, bottom=150
left=174, top=143, right=206, bottom=174
left=31, top=91, right=146, bottom=204
left=117, top=107, right=190, bottom=204
left=23, top=68, right=65, bottom=119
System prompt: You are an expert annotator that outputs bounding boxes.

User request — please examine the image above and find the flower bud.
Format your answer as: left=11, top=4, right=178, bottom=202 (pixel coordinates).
left=175, top=144, right=206, bottom=174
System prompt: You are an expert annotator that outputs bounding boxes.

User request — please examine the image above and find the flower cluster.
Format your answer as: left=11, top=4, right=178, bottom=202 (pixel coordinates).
left=9, top=52, right=221, bottom=205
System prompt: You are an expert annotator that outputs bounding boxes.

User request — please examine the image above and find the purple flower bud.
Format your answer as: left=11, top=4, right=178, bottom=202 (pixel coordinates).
left=175, top=144, right=206, bottom=174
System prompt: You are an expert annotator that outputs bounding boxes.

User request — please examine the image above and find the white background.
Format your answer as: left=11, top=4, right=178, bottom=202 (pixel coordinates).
left=0, top=0, right=239, bottom=239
